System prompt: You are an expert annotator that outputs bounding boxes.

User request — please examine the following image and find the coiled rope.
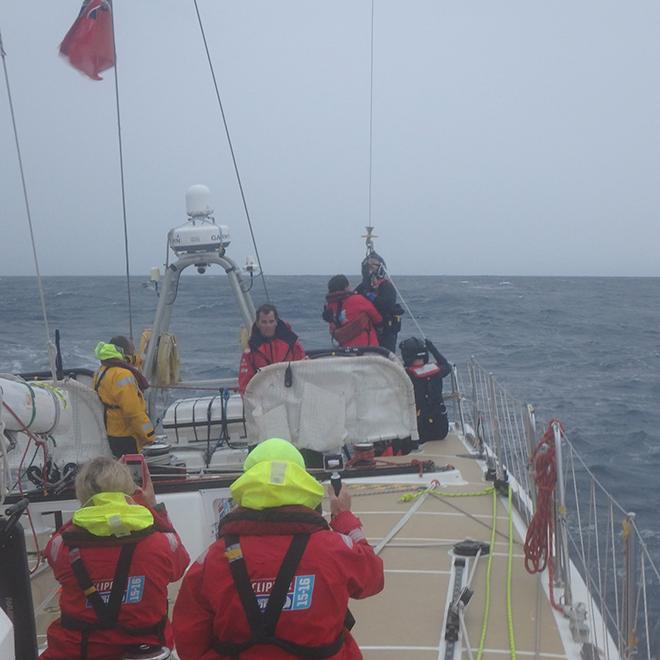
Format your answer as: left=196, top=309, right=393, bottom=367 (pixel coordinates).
left=523, top=419, right=565, bottom=612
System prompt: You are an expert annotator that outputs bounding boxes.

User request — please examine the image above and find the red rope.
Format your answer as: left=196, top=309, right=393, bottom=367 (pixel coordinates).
left=523, top=419, right=565, bottom=612
left=346, top=444, right=377, bottom=468
left=2, top=399, right=48, bottom=573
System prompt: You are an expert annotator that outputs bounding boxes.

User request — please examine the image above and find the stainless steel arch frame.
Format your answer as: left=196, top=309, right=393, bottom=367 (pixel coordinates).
left=142, top=252, right=256, bottom=416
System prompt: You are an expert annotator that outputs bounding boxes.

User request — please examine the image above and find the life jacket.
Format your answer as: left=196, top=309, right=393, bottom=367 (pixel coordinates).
left=58, top=495, right=168, bottom=659
left=211, top=507, right=348, bottom=659
left=247, top=321, right=300, bottom=359
left=241, top=321, right=304, bottom=389
left=406, top=363, right=449, bottom=442
left=408, top=362, right=442, bottom=380
left=323, top=291, right=377, bottom=346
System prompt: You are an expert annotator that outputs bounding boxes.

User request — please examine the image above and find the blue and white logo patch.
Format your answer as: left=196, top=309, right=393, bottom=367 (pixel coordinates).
left=252, top=575, right=315, bottom=612
left=86, top=575, right=145, bottom=607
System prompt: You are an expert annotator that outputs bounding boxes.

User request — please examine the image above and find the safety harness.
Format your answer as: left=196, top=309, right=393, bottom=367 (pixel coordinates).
left=211, top=508, right=349, bottom=659
left=60, top=529, right=167, bottom=660
left=211, top=534, right=344, bottom=659
left=324, top=293, right=373, bottom=346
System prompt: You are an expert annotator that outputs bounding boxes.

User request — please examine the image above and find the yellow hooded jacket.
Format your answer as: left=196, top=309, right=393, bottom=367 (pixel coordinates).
left=94, top=342, right=155, bottom=450
left=73, top=492, right=154, bottom=537
left=230, top=438, right=325, bottom=511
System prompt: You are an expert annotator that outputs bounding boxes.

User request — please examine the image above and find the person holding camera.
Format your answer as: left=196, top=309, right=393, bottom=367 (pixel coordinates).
left=40, top=457, right=190, bottom=660
left=172, top=438, right=384, bottom=659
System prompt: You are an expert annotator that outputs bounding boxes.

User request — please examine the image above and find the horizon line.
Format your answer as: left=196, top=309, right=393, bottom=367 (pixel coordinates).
left=2, top=273, right=660, bottom=279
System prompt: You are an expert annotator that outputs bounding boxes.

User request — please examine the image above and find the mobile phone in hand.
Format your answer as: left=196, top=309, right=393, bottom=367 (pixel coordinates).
left=119, top=454, right=148, bottom=488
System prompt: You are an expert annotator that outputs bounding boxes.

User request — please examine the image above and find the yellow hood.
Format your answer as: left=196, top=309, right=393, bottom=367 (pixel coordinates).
left=72, top=492, right=154, bottom=537
left=230, top=460, right=324, bottom=511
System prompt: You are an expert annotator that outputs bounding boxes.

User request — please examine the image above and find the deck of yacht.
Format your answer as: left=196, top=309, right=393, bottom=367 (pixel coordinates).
left=350, top=429, right=568, bottom=659
left=30, top=428, right=572, bottom=658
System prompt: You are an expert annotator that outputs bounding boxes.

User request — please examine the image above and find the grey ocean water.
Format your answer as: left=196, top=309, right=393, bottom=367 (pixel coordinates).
left=2, top=274, right=659, bottom=552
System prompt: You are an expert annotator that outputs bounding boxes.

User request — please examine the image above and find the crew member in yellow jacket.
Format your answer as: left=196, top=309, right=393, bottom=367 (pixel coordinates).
left=94, top=336, right=155, bottom=458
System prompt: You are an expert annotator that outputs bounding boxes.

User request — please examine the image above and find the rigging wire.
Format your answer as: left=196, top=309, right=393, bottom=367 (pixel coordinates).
left=109, top=4, right=135, bottom=340
left=192, top=0, right=270, bottom=302
left=367, top=0, right=375, bottom=226
left=0, top=29, right=57, bottom=382
left=382, top=266, right=427, bottom=338
left=363, top=7, right=428, bottom=342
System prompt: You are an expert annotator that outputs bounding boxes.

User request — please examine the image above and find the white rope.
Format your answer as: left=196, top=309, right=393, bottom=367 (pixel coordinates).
left=382, top=266, right=427, bottom=338
left=0, top=28, right=57, bottom=381
left=374, top=491, right=429, bottom=555
left=0, top=416, right=10, bottom=508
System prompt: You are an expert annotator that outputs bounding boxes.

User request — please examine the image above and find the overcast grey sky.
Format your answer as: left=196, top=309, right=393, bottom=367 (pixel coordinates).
left=2, top=1, right=660, bottom=277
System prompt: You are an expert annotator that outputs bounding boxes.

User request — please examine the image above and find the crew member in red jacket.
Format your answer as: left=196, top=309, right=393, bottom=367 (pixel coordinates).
left=239, top=304, right=306, bottom=394
left=172, top=438, right=384, bottom=659
left=322, top=275, right=382, bottom=348
left=40, top=457, right=190, bottom=660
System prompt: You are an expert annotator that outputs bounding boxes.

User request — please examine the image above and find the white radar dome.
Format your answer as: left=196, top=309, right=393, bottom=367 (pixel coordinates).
left=186, top=184, right=213, bottom=218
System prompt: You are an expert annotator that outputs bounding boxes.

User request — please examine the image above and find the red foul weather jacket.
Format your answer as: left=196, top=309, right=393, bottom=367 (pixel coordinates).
left=239, top=320, right=305, bottom=394
left=172, top=506, right=384, bottom=659
left=40, top=500, right=190, bottom=660
left=323, top=291, right=382, bottom=348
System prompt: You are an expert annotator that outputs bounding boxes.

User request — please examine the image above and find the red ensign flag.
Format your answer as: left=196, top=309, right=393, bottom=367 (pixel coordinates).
left=60, top=0, right=115, bottom=80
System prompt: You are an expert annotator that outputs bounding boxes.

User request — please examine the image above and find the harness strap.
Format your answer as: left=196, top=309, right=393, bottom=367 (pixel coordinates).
left=94, top=366, right=120, bottom=429
left=333, top=298, right=344, bottom=328
left=107, top=543, right=137, bottom=623
left=262, top=534, right=309, bottom=635
left=65, top=543, right=137, bottom=659
left=224, top=535, right=264, bottom=637
left=213, top=534, right=345, bottom=658
left=60, top=613, right=168, bottom=660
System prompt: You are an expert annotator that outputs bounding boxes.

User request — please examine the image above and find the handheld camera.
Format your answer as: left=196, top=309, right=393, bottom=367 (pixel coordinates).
left=119, top=453, right=149, bottom=489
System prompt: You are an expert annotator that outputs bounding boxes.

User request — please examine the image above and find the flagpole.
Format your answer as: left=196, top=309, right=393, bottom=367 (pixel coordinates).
left=108, top=0, right=134, bottom=341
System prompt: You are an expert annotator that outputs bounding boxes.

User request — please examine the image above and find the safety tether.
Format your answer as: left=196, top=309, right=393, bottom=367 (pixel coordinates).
left=476, top=487, right=497, bottom=660
left=1, top=28, right=57, bottom=382
left=398, top=482, right=518, bottom=658
left=506, top=482, right=517, bottom=659
left=192, top=0, right=270, bottom=302
left=362, top=227, right=429, bottom=340
left=381, top=263, right=427, bottom=338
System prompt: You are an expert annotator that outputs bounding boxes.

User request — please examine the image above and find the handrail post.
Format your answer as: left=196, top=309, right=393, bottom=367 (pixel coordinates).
left=552, top=421, right=572, bottom=607
left=469, top=358, right=482, bottom=454
left=622, top=512, right=637, bottom=659
left=523, top=404, right=537, bottom=508
left=488, top=373, right=504, bottom=479
left=450, top=364, right=466, bottom=437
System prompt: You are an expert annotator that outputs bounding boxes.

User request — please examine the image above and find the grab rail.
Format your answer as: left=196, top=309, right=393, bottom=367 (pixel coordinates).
left=448, top=356, right=660, bottom=659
